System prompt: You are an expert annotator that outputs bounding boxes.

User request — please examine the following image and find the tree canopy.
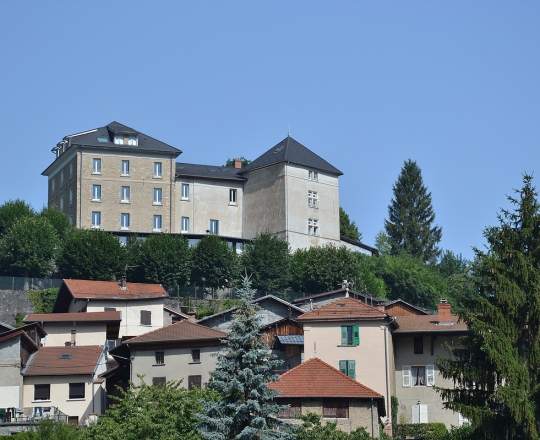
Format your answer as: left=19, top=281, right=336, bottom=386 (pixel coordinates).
left=191, top=235, right=239, bottom=288
left=339, top=207, right=362, bottom=242
left=223, top=157, right=251, bottom=168
left=0, top=199, right=35, bottom=237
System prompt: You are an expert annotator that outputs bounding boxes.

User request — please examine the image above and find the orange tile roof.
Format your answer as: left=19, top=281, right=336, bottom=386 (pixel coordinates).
left=297, top=296, right=387, bottom=322
left=23, top=346, right=103, bottom=376
left=24, top=311, right=121, bottom=323
left=63, top=279, right=168, bottom=300
left=393, top=314, right=468, bottom=333
left=124, top=320, right=227, bottom=345
left=268, top=357, right=383, bottom=399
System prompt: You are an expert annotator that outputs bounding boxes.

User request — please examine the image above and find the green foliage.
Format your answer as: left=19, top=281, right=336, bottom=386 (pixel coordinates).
left=241, top=231, right=290, bottom=292
left=393, top=423, right=447, bottom=440
left=221, top=298, right=242, bottom=310
left=355, top=254, right=387, bottom=299
left=39, top=206, right=73, bottom=240
left=437, top=250, right=469, bottom=278
left=294, top=413, right=371, bottom=439
left=58, top=229, right=125, bottom=280
left=391, top=396, right=399, bottom=428
left=29, top=288, right=59, bottom=314
left=441, top=425, right=478, bottom=440
left=0, top=216, right=58, bottom=278
left=14, top=312, right=25, bottom=328
left=384, top=159, right=442, bottom=264
left=11, top=418, right=81, bottom=440
left=0, top=199, right=35, bottom=237
left=191, top=235, right=240, bottom=288
left=223, top=157, right=251, bottom=168
left=375, top=231, right=391, bottom=256
left=195, top=301, right=219, bottom=319
left=437, top=175, right=540, bottom=439
left=339, top=207, right=362, bottom=242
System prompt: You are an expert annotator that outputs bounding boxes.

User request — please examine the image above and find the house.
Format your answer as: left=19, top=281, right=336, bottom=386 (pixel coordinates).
left=392, top=300, right=468, bottom=428
left=268, top=357, right=385, bottom=437
left=163, top=305, right=190, bottom=326
left=260, top=317, right=304, bottom=372
left=52, top=279, right=168, bottom=339
left=293, top=288, right=385, bottom=311
left=381, top=299, right=430, bottom=317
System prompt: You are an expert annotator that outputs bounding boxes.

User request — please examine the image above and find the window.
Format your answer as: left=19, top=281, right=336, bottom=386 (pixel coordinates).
left=51, top=179, right=55, bottom=192
left=278, top=398, right=301, bottom=419
left=339, top=360, right=356, bottom=379
left=308, top=190, right=319, bottom=208
left=114, top=134, right=123, bottom=145
left=414, top=336, right=423, bottom=354
left=92, top=184, right=101, bottom=201
left=114, top=134, right=137, bottom=145
left=323, top=399, right=348, bottom=418
left=69, top=189, right=73, bottom=205
left=92, top=158, right=101, bottom=174
left=104, top=307, right=116, bottom=311
left=191, top=349, right=200, bottom=363
left=153, top=188, right=163, bottom=205
left=121, top=160, right=130, bottom=176
left=91, top=211, right=101, bottom=228
left=412, top=404, right=428, bottom=423
left=60, top=171, right=64, bottom=185
left=229, top=188, right=237, bottom=204
left=121, top=186, right=131, bottom=202
left=71, top=330, right=76, bottom=346
left=128, top=135, right=137, bottom=146
left=340, top=325, right=359, bottom=346
left=209, top=219, right=219, bottom=235
left=402, top=365, right=435, bottom=387
left=188, top=375, right=202, bottom=390
left=69, top=162, right=74, bottom=177
left=181, top=183, right=190, bottom=200
left=120, top=213, right=130, bottom=230
left=308, top=218, right=319, bottom=236
left=69, top=383, right=85, bottom=399
left=155, top=351, right=164, bottom=365
left=308, top=170, right=318, bottom=181
left=60, top=197, right=64, bottom=210
left=153, top=162, right=162, bottom=178
left=153, top=377, right=166, bottom=386
left=181, top=217, right=190, bottom=233
left=141, top=310, right=152, bottom=325
left=34, top=384, right=50, bottom=401
left=69, top=216, right=73, bottom=225
left=153, top=215, right=162, bottom=231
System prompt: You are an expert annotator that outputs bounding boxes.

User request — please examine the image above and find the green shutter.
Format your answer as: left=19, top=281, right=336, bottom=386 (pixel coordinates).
left=353, top=325, right=360, bottom=345
left=348, top=360, right=356, bottom=380
left=339, top=360, right=347, bottom=375
left=341, top=326, right=347, bottom=345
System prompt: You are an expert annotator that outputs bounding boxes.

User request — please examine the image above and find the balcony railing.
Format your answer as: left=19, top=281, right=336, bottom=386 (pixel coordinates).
left=0, top=406, right=68, bottom=424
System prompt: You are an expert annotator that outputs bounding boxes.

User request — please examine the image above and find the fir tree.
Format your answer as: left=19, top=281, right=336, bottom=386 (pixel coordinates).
left=339, top=207, right=362, bottom=242
left=437, top=175, right=540, bottom=439
left=384, top=159, right=442, bottom=264
left=197, top=275, right=294, bottom=440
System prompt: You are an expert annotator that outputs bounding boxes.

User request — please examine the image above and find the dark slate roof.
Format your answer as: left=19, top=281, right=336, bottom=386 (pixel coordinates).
left=238, top=136, right=342, bottom=176
left=176, top=163, right=246, bottom=181
left=276, top=335, right=304, bottom=345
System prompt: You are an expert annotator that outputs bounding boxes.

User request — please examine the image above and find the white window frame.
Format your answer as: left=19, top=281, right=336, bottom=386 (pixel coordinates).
left=92, top=184, right=102, bottom=201
left=308, top=218, right=319, bottom=236
left=69, top=189, right=73, bottom=205
left=128, top=135, right=138, bottom=146
left=92, top=158, right=102, bottom=174
left=120, top=213, right=130, bottom=230
left=153, top=162, right=162, bottom=178
left=308, top=170, right=318, bottom=181
left=59, top=197, right=64, bottom=210
left=402, top=364, right=434, bottom=387
left=402, top=365, right=411, bottom=387
left=114, top=134, right=124, bottom=145
left=209, top=219, right=219, bottom=235
left=153, top=215, right=163, bottom=232
left=153, top=188, right=163, bottom=205
left=229, top=188, right=237, bottom=205
left=91, top=211, right=101, bottom=228
left=69, top=162, right=74, bottom=177
left=308, top=190, right=319, bottom=208
left=121, top=160, right=130, bottom=176
left=181, top=216, right=190, bottom=233
left=51, top=179, right=55, bottom=193
left=121, top=186, right=131, bottom=203
left=181, top=183, right=190, bottom=200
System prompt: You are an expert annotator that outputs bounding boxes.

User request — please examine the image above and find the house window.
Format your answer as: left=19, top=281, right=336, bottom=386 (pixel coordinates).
left=308, top=170, right=318, bottom=181
left=155, top=351, right=165, bottom=365
left=153, top=162, right=162, bottom=178
left=308, top=190, right=319, bottom=208
left=153, top=188, right=163, bottom=205
left=181, top=217, right=190, bottom=233
left=120, top=213, right=130, bottom=230
left=414, top=336, right=423, bottom=354
left=181, top=183, right=190, bottom=200
left=308, top=218, right=319, bottom=236
left=60, top=171, right=64, bottom=185
left=92, top=158, right=102, bottom=174
left=69, top=189, right=73, bottom=205
left=92, top=184, right=101, bottom=201
left=191, top=349, right=200, bottom=363
left=339, top=360, right=356, bottom=380
left=59, top=197, right=64, bottom=210
left=188, top=375, right=202, bottom=390
left=141, top=310, right=152, bottom=325
left=153, top=215, right=162, bottom=231
left=121, top=160, right=130, bottom=176
left=229, top=188, right=237, bottom=204
left=69, top=216, right=73, bottom=225
left=278, top=398, right=301, bottom=419
left=152, top=377, right=166, bottom=386
left=71, top=330, right=76, bottom=346
left=114, top=134, right=123, bottom=145
left=128, top=135, right=137, bottom=146
left=341, top=325, right=359, bottom=346
left=323, top=399, right=348, bottom=418
left=209, top=219, right=219, bottom=235
left=91, top=211, right=101, bottom=228
left=69, top=162, right=74, bottom=177
left=121, top=186, right=131, bottom=203
left=69, top=383, right=85, bottom=399
left=412, top=404, right=428, bottom=423
left=402, top=365, right=435, bottom=387
left=51, top=179, right=55, bottom=193
left=34, top=384, right=50, bottom=401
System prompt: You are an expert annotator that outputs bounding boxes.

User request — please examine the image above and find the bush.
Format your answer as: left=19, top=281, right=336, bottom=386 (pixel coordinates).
left=393, top=422, right=447, bottom=440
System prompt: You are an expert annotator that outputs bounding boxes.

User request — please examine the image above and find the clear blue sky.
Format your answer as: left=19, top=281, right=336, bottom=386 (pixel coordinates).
left=1, top=2, right=539, bottom=261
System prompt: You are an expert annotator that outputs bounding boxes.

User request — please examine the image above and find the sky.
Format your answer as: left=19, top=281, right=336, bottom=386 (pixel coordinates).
left=1, top=2, right=539, bottom=261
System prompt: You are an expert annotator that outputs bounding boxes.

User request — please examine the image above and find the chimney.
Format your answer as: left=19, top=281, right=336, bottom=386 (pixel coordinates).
left=234, top=158, right=242, bottom=169
left=120, top=276, right=127, bottom=290
left=186, top=311, right=196, bottom=323
left=438, top=298, right=451, bottom=323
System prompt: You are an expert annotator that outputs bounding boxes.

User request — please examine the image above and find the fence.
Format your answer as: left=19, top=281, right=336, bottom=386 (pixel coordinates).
left=0, top=276, right=63, bottom=291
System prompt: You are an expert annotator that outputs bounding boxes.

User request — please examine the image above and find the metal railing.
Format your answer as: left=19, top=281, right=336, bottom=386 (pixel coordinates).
left=0, top=406, right=68, bottom=424
left=0, top=276, right=63, bottom=291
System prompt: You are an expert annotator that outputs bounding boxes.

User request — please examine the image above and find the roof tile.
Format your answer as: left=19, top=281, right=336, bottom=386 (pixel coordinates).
left=297, top=297, right=387, bottom=321
left=393, top=314, right=468, bottom=333
left=64, top=279, right=168, bottom=300
left=24, top=311, right=121, bottom=323
left=23, top=346, right=103, bottom=376
left=125, top=320, right=226, bottom=344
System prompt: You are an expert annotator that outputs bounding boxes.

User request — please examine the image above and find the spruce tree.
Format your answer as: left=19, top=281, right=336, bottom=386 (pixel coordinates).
left=384, top=159, right=442, bottom=264
left=437, top=175, right=540, bottom=439
left=197, top=275, right=294, bottom=440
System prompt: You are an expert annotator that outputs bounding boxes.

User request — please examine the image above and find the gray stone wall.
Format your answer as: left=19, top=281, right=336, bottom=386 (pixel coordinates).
left=0, top=290, right=34, bottom=327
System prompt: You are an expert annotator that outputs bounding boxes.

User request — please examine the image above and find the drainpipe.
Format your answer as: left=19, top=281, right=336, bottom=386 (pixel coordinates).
left=371, top=398, right=374, bottom=437
left=382, top=317, right=396, bottom=426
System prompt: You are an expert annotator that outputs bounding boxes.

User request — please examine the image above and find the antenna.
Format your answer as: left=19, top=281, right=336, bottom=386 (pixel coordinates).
left=109, top=99, right=112, bottom=122
left=288, top=125, right=290, bottom=137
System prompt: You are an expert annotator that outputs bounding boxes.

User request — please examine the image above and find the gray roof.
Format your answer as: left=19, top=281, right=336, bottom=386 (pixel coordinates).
left=238, top=136, right=342, bottom=176
left=277, top=335, right=304, bottom=345
left=0, top=320, right=15, bottom=333
left=176, top=163, right=246, bottom=181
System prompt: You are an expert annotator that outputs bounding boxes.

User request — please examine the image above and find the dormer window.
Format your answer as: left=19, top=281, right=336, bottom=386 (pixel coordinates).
left=114, top=134, right=138, bottom=146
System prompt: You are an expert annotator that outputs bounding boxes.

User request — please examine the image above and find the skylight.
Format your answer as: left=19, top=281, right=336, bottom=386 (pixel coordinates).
left=97, top=137, right=109, bottom=143
left=60, top=354, right=71, bottom=360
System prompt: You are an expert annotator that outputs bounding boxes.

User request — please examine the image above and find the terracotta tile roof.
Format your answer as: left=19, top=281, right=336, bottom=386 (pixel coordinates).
left=124, top=320, right=226, bottom=345
left=63, top=279, right=168, bottom=300
left=393, top=314, right=468, bottom=333
left=268, top=357, right=383, bottom=399
left=297, top=297, right=387, bottom=322
left=24, top=311, right=121, bottom=323
left=23, top=346, right=103, bottom=376
left=0, top=329, right=40, bottom=351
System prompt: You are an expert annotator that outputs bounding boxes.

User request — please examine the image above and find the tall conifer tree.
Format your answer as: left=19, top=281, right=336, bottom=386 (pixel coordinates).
left=437, top=175, right=540, bottom=439
left=197, top=276, right=294, bottom=440
left=384, top=159, right=442, bottom=264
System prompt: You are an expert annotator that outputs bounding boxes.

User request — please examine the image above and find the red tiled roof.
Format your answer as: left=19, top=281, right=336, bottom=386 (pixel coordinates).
left=268, top=357, right=383, bottom=399
left=393, top=314, right=468, bottom=333
left=63, top=279, right=168, bottom=300
left=24, top=311, right=121, bottom=323
left=124, top=320, right=226, bottom=345
left=297, top=297, right=387, bottom=322
left=23, top=346, right=103, bottom=376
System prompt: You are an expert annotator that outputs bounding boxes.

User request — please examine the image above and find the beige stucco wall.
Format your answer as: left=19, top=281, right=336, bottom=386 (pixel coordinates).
left=393, top=334, right=460, bottom=428
left=0, top=337, right=24, bottom=407
left=41, top=322, right=108, bottom=347
left=46, top=149, right=78, bottom=226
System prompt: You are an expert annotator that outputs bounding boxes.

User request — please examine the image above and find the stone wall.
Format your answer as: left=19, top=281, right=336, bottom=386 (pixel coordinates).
left=0, top=290, right=34, bottom=327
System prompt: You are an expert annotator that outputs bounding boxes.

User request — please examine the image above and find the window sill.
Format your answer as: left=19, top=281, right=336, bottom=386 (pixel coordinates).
left=153, top=229, right=162, bottom=233
left=120, top=227, right=130, bottom=231
left=181, top=230, right=189, bottom=234
left=91, top=226, right=101, bottom=229
left=120, top=200, right=131, bottom=204
left=181, top=197, right=190, bottom=201
left=120, top=174, right=130, bottom=177
left=337, top=345, right=359, bottom=347
left=153, top=176, right=163, bottom=179
left=189, top=361, right=201, bottom=365
left=91, top=200, right=102, bottom=203
left=32, top=400, right=51, bottom=403
left=91, top=172, right=102, bottom=175
left=67, top=398, right=86, bottom=402
left=152, top=364, right=165, bottom=367
left=153, top=203, right=163, bottom=206
left=228, top=202, right=238, bottom=206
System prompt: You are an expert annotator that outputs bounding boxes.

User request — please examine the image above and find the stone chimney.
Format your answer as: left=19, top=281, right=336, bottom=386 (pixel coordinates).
left=438, top=298, right=451, bottom=323
left=186, top=311, right=197, bottom=323
left=234, top=158, right=242, bottom=169
left=120, top=275, right=127, bottom=290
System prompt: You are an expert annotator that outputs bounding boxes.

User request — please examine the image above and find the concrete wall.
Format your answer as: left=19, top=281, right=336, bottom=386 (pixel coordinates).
left=41, top=322, right=107, bottom=347
left=0, top=290, right=34, bottom=326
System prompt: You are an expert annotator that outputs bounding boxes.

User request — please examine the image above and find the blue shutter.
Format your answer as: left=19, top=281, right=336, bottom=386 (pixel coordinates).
left=353, top=325, right=360, bottom=345
left=341, top=326, right=347, bottom=345
left=339, top=360, right=347, bottom=375
left=348, top=360, right=356, bottom=380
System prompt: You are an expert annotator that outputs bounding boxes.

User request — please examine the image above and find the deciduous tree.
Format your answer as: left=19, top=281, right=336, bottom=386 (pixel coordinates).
left=191, top=235, right=239, bottom=289
left=0, top=199, right=35, bottom=237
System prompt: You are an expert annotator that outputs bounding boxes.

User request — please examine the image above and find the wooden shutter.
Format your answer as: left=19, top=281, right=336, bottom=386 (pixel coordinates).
left=402, top=365, right=411, bottom=387
left=412, top=404, right=420, bottom=423
left=353, top=325, right=360, bottom=345
left=347, top=360, right=356, bottom=380
left=420, top=404, right=428, bottom=423
left=141, top=310, right=151, bottom=325
left=152, top=377, right=166, bottom=386
left=339, top=360, right=347, bottom=375
left=341, top=326, right=347, bottom=345
left=426, top=365, right=435, bottom=386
